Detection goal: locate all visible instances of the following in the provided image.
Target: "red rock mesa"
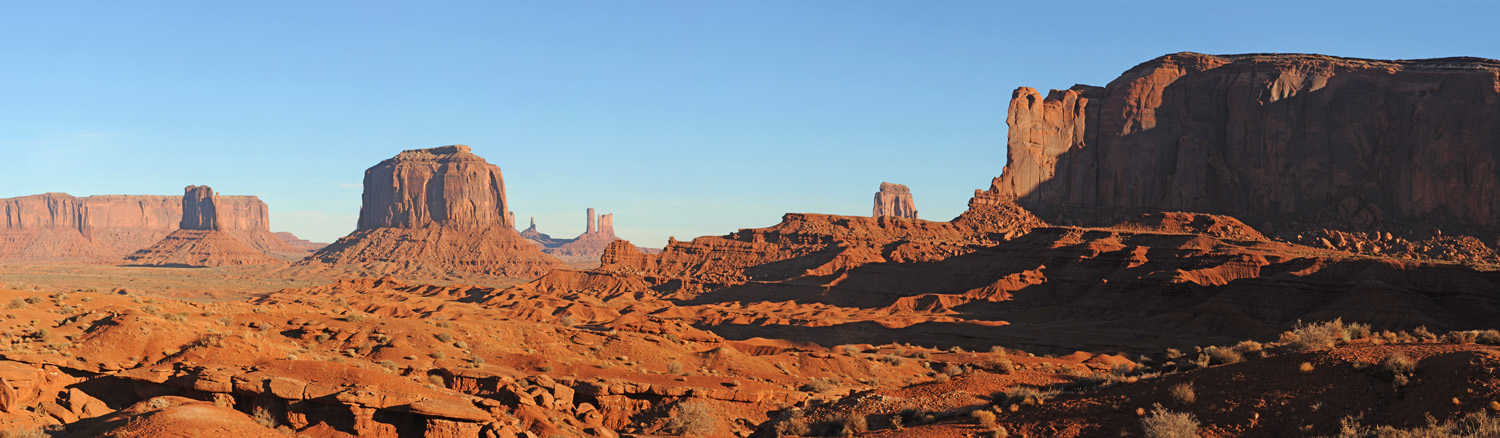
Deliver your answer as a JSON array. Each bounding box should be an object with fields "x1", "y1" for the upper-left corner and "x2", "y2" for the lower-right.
[
  {"x1": 990, "y1": 52, "x2": 1500, "y2": 239},
  {"x1": 302, "y1": 145, "x2": 562, "y2": 278}
]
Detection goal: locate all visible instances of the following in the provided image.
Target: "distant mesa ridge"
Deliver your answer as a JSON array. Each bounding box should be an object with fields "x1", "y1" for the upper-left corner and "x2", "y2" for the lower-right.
[
  {"x1": 124, "y1": 185, "x2": 302, "y2": 267},
  {"x1": 0, "y1": 190, "x2": 302, "y2": 261}
]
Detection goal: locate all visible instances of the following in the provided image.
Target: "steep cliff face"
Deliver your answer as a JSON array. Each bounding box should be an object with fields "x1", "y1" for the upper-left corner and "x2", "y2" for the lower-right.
[
  {"x1": 0, "y1": 192, "x2": 275, "y2": 261},
  {"x1": 987, "y1": 52, "x2": 1500, "y2": 236},
  {"x1": 304, "y1": 145, "x2": 561, "y2": 278},
  {"x1": 180, "y1": 186, "x2": 219, "y2": 231},
  {"x1": 872, "y1": 182, "x2": 918, "y2": 219},
  {"x1": 125, "y1": 186, "x2": 300, "y2": 267},
  {"x1": 357, "y1": 145, "x2": 514, "y2": 230}
]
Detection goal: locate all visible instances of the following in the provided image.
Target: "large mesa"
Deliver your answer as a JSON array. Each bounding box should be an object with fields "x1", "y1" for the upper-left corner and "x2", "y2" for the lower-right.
[
  {"x1": 0, "y1": 191, "x2": 287, "y2": 261},
  {"x1": 302, "y1": 145, "x2": 562, "y2": 278},
  {"x1": 983, "y1": 52, "x2": 1500, "y2": 239}
]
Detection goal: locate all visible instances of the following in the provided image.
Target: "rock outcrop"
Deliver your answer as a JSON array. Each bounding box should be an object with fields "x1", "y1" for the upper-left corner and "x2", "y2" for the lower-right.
[
  {"x1": 302, "y1": 145, "x2": 561, "y2": 278},
  {"x1": 358, "y1": 145, "x2": 515, "y2": 230},
  {"x1": 0, "y1": 192, "x2": 278, "y2": 261},
  {"x1": 124, "y1": 186, "x2": 301, "y2": 267},
  {"x1": 986, "y1": 52, "x2": 1500, "y2": 238},
  {"x1": 872, "y1": 182, "x2": 917, "y2": 219}
]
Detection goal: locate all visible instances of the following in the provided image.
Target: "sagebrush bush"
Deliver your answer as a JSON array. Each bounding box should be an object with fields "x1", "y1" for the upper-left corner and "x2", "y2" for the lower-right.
[
  {"x1": 1233, "y1": 340, "x2": 1265, "y2": 359},
  {"x1": 971, "y1": 409, "x2": 997, "y2": 429},
  {"x1": 664, "y1": 400, "x2": 716, "y2": 436},
  {"x1": 775, "y1": 409, "x2": 810, "y2": 436},
  {"x1": 1281, "y1": 319, "x2": 1357, "y2": 351},
  {"x1": 1329, "y1": 410, "x2": 1500, "y2": 437},
  {"x1": 801, "y1": 377, "x2": 837, "y2": 392},
  {"x1": 1204, "y1": 346, "x2": 1243, "y2": 365},
  {"x1": 994, "y1": 386, "x2": 1051, "y2": 407},
  {"x1": 1168, "y1": 382, "x2": 1196, "y2": 405},
  {"x1": 1142, "y1": 406, "x2": 1200, "y2": 438},
  {"x1": 1414, "y1": 326, "x2": 1438, "y2": 342},
  {"x1": 1378, "y1": 353, "x2": 1417, "y2": 381},
  {"x1": 830, "y1": 412, "x2": 867, "y2": 436}
]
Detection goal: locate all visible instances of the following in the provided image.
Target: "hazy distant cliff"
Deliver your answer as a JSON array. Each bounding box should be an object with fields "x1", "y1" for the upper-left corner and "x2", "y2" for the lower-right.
[{"x1": 0, "y1": 192, "x2": 275, "y2": 260}]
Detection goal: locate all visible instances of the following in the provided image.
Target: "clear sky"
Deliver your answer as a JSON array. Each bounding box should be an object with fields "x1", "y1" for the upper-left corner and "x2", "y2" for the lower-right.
[{"x1": 3, "y1": 1, "x2": 1497, "y2": 245}]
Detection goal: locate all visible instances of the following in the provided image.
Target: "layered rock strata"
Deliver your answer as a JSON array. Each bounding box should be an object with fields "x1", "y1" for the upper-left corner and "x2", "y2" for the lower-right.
[
  {"x1": 988, "y1": 52, "x2": 1500, "y2": 238},
  {"x1": 124, "y1": 186, "x2": 301, "y2": 267},
  {"x1": 0, "y1": 192, "x2": 281, "y2": 261},
  {"x1": 303, "y1": 145, "x2": 562, "y2": 278},
  {"x1": 872, "y1": 182, "x2": 917, "y2": 219}
]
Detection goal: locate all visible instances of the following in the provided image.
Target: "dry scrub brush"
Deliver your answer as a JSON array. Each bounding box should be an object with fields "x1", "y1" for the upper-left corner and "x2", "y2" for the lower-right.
[
  {"x1": 664, "y1": 400, "x2": 716, "y2": 436},
  {"x1": 1327, "y1": 411, "x2": 1500, "y2": 437},
  {"x1": 1141, "y1": 405, "x2": 1200, "y2": 438}
]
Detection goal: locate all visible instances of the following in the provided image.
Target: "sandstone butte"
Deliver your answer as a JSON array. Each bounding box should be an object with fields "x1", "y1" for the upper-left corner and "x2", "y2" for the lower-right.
[
  {"x1": 0, "y1": 192, "x2": 293, "y2": 261},
  {"x1": 872, "y1": 182, "x2": 917, "y2": 219},
  {"x1": 300, "y1": 145, "x2": 563, "y2": 278},
  {"x1": 990, "y1": 52, "x2": 1500, "y2": 241},
  {"x1": 124, "y1": 185, "x2": 303, "y2": 267},
  {"x1": 524, "y1": 208, "x2": 646, "y2": 267}
]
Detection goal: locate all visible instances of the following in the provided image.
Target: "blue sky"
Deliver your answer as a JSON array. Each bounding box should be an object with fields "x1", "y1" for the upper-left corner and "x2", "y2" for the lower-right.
[{"x1": 3, "y1": 1, "x2": 1497, "y2": 245}]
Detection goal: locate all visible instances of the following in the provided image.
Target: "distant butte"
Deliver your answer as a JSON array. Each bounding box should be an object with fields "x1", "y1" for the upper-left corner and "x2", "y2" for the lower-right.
[
  {"x1": 873, "y1": 182, "x2": 917, "y2": 219},
  {"x1": 300, "y1": 145, "x2": 562, "y2": 278},
  {"x1": 124, "y1": 185, "x2": 303, "y2": 267}
]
